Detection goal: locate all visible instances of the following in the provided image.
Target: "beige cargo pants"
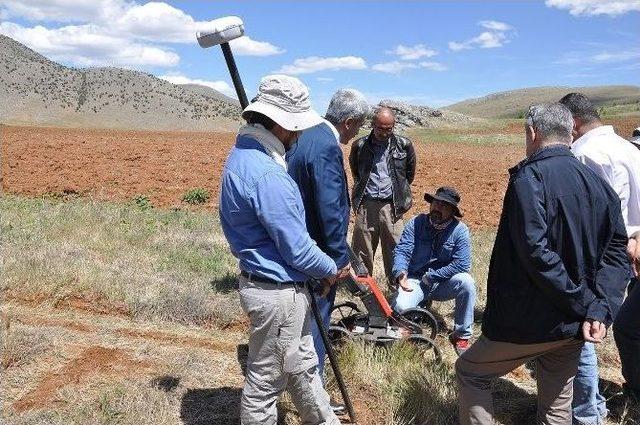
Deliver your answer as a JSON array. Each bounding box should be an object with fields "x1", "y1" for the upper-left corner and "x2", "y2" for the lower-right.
[
  {"x1": 238, "y1": 276, "x2": 340, "y2": 425},
  {"x1": 456, "y1": 335, "x2": 584, "y2": 425},
  {"x1": 352, "y1": 199, "x2": 403, "y2": 282}
]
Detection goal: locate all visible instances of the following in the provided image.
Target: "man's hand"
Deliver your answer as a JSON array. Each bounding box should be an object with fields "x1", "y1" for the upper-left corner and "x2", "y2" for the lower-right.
[
  {"x1": 319, "y1": 274, "x2": 338, "y2": 297},
  {"x1": 582, "y1": 320, "x2": 606, "y2": 343},
  {"x1": 397, "y1": 272, "x2": 412, "y2": 292},
  {"x1": 336, "y1": 264, "x2": 351, "y2": 280},
  {"x1": 628, "y1": 232, "x2": 640, "y2": 277}
]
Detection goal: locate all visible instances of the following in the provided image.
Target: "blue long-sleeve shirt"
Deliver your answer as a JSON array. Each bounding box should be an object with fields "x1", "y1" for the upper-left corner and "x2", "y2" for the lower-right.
[
  {"x1": 286, "y1": 121, "x2": 350, "y2": 269},
  {"x1": 392, "y1": 214, "x2": 471, "y2": 283},
  {"x1": 219, "y1": 134, "x2": 337, "y2": 282}
]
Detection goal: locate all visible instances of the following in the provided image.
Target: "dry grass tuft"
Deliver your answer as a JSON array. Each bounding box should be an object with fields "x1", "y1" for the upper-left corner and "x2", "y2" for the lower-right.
[
  {"x1": 0, "y1": 195, "x2": 243, "y2": 327},
  {"x1": 0, "y1": 317, "x2": 50, "y2": 369}
]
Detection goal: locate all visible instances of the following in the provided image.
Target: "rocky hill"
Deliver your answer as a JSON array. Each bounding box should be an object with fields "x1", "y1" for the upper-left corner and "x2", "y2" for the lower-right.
[
  {"x1": 179, "y1": 83, "x2": 239, "y2": 105},
  {"x1": 447, "y1": 85, "x2": 640, "y2": 118},
  {"x1": 0, "y1": 35, "x2": 241, "y2": 131},
  {"x1": 377, "y1": 99, "x2": 470, "y2": 131}
]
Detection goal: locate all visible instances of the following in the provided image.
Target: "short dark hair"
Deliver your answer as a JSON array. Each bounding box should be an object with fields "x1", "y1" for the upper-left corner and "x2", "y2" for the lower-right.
[
  {"x1": 243, "y1": 111, "x2": 276, "y2": 130},
  {"x1": 559, "y1": 92, "x2": 600, "y2": 123}
]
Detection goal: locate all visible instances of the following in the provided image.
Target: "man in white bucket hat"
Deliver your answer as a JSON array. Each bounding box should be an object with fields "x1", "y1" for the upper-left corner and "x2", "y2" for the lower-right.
[{"x1": 219, "y1": 74, "x2": 341, "y2": 424}]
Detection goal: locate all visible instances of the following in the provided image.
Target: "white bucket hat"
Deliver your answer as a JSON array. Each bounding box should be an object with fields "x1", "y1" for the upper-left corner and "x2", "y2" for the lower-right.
[{"x1": 242, "y1": 74, "x2": 322, "y2": 131}]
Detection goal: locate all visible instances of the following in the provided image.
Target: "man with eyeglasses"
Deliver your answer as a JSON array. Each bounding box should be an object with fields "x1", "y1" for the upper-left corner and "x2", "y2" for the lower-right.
[{"x1": 349, "y1": 106, "x2": 416, "y2": 284}]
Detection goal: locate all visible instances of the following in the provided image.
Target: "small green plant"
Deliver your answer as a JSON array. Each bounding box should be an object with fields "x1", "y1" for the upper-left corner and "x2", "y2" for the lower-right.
[
  {"x1": 132, "y1": 194, "x2": 152, "y2": 210},
  {"x1": 182, "y1": 188, "x2": 210, "y2": 205}
]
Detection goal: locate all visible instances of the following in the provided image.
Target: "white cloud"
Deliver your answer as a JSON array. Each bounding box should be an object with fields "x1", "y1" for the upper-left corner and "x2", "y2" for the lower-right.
[
  {"x1": 591, "y1": 50, "x2": 640, "y2": 62},
  {"x1": 387, "y1": 44, "x2": 437, "y2": 60},
  {"x1": 479, "y1": 20, "x2": 513, "y2": 31},
  {"x1": 448, "y1": 41, "x2": 466, "y2": 52},
  {"x1": 372, "y1": 60, "x2": 447, "y2": 73},
  {"x1": 419, "y1": 61, "x2": 448, "y2": 71},
  {"x1": 449, "y1": 20, "x2": 514, "y2": 51},
  {"x1": 113, "y1": 2, "x2": 284, "y2": 55},
  {"x1": 317, "y1": 77, "x2": 334, "y2": 82},
  {"x1": 0, "y1": 0, "x2": 128, "y2": 23},
  {"x1": 230, "y1": 37, "x2": 285, "y2": 56},
  {"x1": 372, "y1": 61, "x2": 418, "y2": 74},
  {"x1": 0, "y1": 22, "x2": 179, "y2": 67},
  {"x1": 545, "y1": 0, "x2": 640, "y2": 17},
  {"x1": 158, "y1": 74, "x2": 235, "y2": 97},
  {"x1": 555, "y1": 48, "x2": 640, "y2": 65},
  {"x1": 277, "y1": 56, "x2": 367, "y2": 75},
  {"x1": 0, "y1": 0, "x2": 285, "y2": 68}
]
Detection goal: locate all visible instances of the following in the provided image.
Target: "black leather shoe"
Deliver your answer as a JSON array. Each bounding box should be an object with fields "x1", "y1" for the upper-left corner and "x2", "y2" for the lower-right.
[{"x1": 331, "y1": 402, "x2": 347, "y2": 415}]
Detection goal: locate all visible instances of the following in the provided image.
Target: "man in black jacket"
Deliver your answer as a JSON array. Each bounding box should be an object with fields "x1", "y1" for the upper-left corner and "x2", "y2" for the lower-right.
[
  {"x1": 349, "y1": 107, "x2": 416, "y2": 282},
  {"x1": 456, "y1": 103, "x2": 629, "y2": 425}
]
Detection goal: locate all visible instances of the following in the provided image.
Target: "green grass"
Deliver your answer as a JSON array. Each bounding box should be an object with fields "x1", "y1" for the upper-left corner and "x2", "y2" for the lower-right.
[
  {"x1": 408, "y1": 119, "x2": 522, "y2": 146},
  {"x1": 0, "y1": 194, "x2": 241, "y2": 327},
  {"x1": 598, "y1": 102, "x2": 640, "y2": 118},
  {"x1": 1, "y1": 194, "x2": 632, "y2": 425}
]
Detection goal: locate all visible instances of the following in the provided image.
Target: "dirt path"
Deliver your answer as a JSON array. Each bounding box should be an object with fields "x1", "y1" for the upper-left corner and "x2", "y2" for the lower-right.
[{"x1": 1, "y1": 300, "x2": 247, "y2": 421}]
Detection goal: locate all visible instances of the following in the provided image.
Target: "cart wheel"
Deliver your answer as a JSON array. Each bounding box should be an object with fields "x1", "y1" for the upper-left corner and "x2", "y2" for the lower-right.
[
  {"x1": 327, "y1": 325, "x2": 352, "y2": 346},
  {"x1": 330, "y1": 301, "x2": 361, "y2": 327},
  {"x1": 401, "y1": 307, "x2": 438, "y2": 339},
  {"x1": 407, "y1": 334, "x2": 442, "y2": 363}
]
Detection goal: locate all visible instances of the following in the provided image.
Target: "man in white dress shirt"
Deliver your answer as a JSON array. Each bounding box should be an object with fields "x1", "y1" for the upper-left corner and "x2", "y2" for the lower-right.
[{"x1": 560, "y1": 92, "x2": 640, "y2": 423}]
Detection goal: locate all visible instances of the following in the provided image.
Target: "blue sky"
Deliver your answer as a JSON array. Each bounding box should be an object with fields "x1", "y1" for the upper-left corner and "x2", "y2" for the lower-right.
[{"x1": 1, "y1": 1, "x2": 639, "y2": 110}]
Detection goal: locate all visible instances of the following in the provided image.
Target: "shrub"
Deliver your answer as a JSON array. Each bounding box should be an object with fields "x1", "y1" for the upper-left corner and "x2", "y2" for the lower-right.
[
  {"x1": 132, "y1": 194, "x2": 152, "y2": 210},
  {"x1": 182, "y1": 188, "x2": 210, "y2": 205}
]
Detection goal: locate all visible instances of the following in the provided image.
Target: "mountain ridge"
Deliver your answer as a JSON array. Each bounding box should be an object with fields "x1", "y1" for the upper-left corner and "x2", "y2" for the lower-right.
[{"x1": 0, "y1": 34, "x2": 241, "y2": 131}]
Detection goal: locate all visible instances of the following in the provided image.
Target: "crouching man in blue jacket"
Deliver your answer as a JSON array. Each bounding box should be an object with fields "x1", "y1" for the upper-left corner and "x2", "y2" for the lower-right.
[{"x1": 392, "y1": 186, "x2": 475, "y2": 355}]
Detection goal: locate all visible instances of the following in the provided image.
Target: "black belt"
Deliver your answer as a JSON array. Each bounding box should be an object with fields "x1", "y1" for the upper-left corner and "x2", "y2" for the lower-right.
[
  {"x1": 240, "y1": 270, "x2": 304, "y2": 287},
  {"x1": 363, "y1": 196, "x2": 393, "y2": 202}
]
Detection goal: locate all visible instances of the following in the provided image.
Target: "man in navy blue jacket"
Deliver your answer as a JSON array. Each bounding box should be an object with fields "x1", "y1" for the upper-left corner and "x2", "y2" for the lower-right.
[
  {"x1": 456, "y1": 103, "x2": 629, "y2": 425},
  {"x1": 286, "y1": 89, "x2": 369, "y2": 409}
]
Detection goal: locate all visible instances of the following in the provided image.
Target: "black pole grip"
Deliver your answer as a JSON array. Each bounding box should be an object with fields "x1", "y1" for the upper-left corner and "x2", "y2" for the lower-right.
[
  {"x1": 306, "y1": 282, "x2": 357, "y2": 423},
  {"x1": 220, "y1": 42, "x2": 249, "y2": 110}
]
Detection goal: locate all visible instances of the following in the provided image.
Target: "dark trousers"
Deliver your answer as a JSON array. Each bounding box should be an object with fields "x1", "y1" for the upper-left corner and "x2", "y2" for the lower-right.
[
  {"x1": 311, "y1": 283, "x2": 338, "y2": 381},
  {"x1": 614, "y1": 277, "x2": 640, "y2": 396}
]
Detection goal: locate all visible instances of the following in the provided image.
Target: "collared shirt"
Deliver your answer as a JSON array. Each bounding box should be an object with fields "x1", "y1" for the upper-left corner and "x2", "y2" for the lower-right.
[
  {"x1": 364, "y1": 138, "x2": 393, "y2": 200},
  {"x1": 392, "y1": 214, "x2": 471, "y2": 283},
  {"x1": 572, "y1": 125, "x2": 640, "y2": 236},
  {"x1": 219, "y1": 133, "x2": 337, "y2": 283},
  {"x1": 287, "y1": 121, "x2": 351, "y2": 268},
  {"x1": 322, "y1": 118, "x2": 340, "y2": 143}
]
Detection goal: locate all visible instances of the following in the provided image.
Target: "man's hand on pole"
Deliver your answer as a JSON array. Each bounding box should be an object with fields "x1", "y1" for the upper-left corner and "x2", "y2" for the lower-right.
[
  {"x1": 337, "y1": 264, "x2": 351, "y2": 280},
  {"x1": 582, "y1": 320, "x2": 606, "y2": 343}
]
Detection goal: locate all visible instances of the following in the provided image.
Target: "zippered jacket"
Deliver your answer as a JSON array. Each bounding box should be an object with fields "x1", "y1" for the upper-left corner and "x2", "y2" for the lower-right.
[
  {"x1": 286, "y1": 122, "x2": 351, "y2": 269},
  {"x1": 349, "y1": 132, "x2": 416, "y2": 216},
  {"x1": 482, "y1": 145, "x2": 629, "y2": 344}
]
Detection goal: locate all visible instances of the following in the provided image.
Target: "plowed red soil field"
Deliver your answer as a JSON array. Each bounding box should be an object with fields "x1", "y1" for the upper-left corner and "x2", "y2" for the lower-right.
[
  {"x1": 0, "y1": 124, "x2": 521, "y2": 229},
  {"x1": 4, "y1": 120, "x2": 633, "y2": 229}
]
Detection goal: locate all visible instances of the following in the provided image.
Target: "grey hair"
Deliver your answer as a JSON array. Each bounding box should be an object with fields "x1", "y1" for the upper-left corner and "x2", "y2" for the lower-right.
[
  {"x1": 525, "y1": 103, "x2": 573, "y2": 143},
  {"x1": 325, "y1": 89, "x2": 370, "y2": 125}
]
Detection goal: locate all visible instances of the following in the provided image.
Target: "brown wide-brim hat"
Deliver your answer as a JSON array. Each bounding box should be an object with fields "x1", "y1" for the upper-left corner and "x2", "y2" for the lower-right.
[{"x1": 424, "y1": 186, "x2": 463, "y2": 218}]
